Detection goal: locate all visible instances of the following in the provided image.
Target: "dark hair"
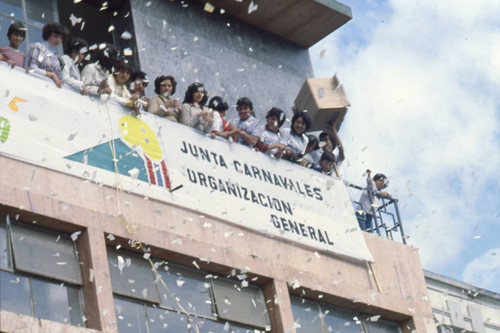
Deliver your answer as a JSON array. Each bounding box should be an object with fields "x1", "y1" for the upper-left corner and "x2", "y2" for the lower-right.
[
  {"x1": 183, "y1": 82, "x2": 207, "y2": 106},
  {"x1": 306, "y1": 134, "x2": 319, "y2": 150},
  {"x1": 65, "y1": 37, "x2": 88, "y2": 55},
  {"x1": 266, "y1": 107, "x2": 286, "y2": 128},
  {"x1": 208, "y1": 96, "x2": 229, "y2": 112},
  {"x1": 131, "y1": 71, "x2": 149, "y2": 85},
  {"x1": 42, "y1": 22, "x2": 68, "y2": 41},
  {"x1": 7, "y1": 22, "x2": 26, "y2": 39},
  {"x1": 320, "y1": 151, "x2": 336, "y2": 163},
  {"x1": 291, "y1": 110, "x2": 311, "y2": 135},
  {"x1": 236, "y1": 97, "x2": 253, "y2": 110},
  {"x1": 319, "y1": 132, "x2": 337, "y2": 148},
  {"x1": 154, "y1": 75, "x2": 176, "y2": 95},
  {"x1": 113, "y1": 60, "x2": 132, "y2": 75},
  {"x1": 93, "y1": 43, "x2": 121, "y2": 72}
]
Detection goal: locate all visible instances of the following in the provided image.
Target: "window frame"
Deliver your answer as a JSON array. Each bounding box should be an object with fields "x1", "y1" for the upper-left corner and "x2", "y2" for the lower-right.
[
  {"x1": 0, "y1": 214, "x2": 86, "y2": 327},
  {"x1": 107, "y1": 245, "x2": 271, "y2": 332}
]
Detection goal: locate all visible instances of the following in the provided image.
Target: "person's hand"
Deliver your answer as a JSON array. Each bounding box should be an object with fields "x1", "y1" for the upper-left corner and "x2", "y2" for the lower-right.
[
  {"x1": 51, "y1": 73, "x2": 63, "y2": 88},
  {"x1": 380, "y1": 192, "x2": 389, "y2": 198},
  {"x1": 130, "y1": 92, "x2": 141, "y2": 101},
  {"x1": 99, "y1": 80, "x2": 111, "y2": 94},
  {"x1": 7, "y1": 60, "x2": 16, "y2": 68},
  {"x1": 80, "y1": 86, "x2": 89, "y2": 95},
  {"x1": 201, "y1": 110, "x2": 214, "y2": 123},
  {"x1": 132, "y1": 104, "x2": 141, "y2": 116}
]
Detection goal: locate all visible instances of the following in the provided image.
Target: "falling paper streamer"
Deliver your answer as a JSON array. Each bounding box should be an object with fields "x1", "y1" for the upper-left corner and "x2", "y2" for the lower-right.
[
  {"x1": 117, "y1": 255, "x2": 125, "y2": 274},
  {"x1": 120, "y1": 31, "x2": 133, "y2": 40},
  {"x1": 248, "y1": 1, "x2": 258, "y2": 14},
  {"x1": 69, "y1": 13, "x2": 83, "y2": 26},
  {"x1": 71, "y1": 231, "x2": 82, "y2": 241}
]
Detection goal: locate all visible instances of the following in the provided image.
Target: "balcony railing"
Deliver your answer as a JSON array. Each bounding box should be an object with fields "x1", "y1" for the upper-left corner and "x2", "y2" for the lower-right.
[{"x1": 346, "y1": 183, "x2": 407, "y2": 244}]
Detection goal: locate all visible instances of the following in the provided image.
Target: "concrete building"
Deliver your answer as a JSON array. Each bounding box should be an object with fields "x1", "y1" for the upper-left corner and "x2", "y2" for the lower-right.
[
  {"x1": 424, "y1": 271, "x2": 500, "y2": 333},
  {"x1": 0, "y1": 0, "x2": 441, "y2": 332}
]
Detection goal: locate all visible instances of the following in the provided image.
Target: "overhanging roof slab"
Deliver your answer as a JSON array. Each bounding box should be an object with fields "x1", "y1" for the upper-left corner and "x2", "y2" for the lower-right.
[{"x1": 197, "y1": 0, "x2": 352, "y2": 48}]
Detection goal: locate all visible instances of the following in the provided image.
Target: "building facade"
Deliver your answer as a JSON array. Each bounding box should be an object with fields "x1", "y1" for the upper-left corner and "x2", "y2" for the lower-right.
[{"x1": 1, "y1": 0, "x2": 439, "y2": 332}]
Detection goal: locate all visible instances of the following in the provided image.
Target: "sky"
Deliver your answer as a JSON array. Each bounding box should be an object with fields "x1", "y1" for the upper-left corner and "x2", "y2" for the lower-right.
[{"x1": 310, "y1": 0, "x2": 500, "y2": 293}]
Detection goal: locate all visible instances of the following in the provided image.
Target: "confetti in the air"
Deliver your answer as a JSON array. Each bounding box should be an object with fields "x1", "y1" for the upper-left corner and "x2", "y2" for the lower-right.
[
  {"x1": 71, "y1": 230, "x2": 82, "y2": 241},
  {"x1": 247, "y1": 1, "x2": 258, "y2": 14},
  {"x1": 69, "y1": 13, "x2": 83, "y2": 26},
  {"x1": 120, "y1": 31, "x2": 133, "y2": 40},
  {"x1": 204, "y1": 2, "x2": 215, "y2": 13}
]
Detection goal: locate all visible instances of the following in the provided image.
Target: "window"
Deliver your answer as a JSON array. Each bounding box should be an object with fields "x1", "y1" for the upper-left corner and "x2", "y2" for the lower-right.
[
  {"x1": 290, "y1": 295, "x2": 401, "y2": 333},
  {"x1": 0, "y1": 0, "x2": 58, "y2": 57},
  {"x1": 0, "y1": 214, "x2": 85, "y2": 327},
  {"x1": 107, "y1": 247, "x2": 271, "y2": 332},
  {"x1": 0, "y1": 0, "x2": 140, "y2": 69}
]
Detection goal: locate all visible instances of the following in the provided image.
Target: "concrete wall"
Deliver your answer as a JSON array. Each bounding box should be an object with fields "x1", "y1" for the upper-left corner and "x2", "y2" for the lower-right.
[
  {"x1": 0, "y1": 155, "x2": 436, "y2": 332},
  {"x1": 425, "y1": 271, "x2": 500, "y2": 333},
  {"x1": 130, "y1": 0, "x2": 314, "y2": 122}
]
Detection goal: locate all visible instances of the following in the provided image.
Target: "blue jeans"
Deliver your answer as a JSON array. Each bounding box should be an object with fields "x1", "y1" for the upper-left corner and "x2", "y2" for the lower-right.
[{"x1": 356, "y1": 212, "x2": 373, "y2": 231}]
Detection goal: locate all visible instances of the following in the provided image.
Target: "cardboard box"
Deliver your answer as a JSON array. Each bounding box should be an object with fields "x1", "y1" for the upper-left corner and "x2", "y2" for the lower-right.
[{"x1": 294, "y1": 76, "x2": 350, "y2": 132}]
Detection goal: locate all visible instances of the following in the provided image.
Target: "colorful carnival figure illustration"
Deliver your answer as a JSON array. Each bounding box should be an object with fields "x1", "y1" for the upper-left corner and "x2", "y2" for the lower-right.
[{"x1": 66, "y1": 115, "x2": 171, "y2": 189}]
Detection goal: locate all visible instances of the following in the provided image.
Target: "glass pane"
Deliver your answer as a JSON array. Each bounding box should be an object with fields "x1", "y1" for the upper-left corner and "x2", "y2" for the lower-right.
[
  {"x1": 365, "y1": 318, "x2": 401, "y2": 333},
  {"x1": 146, "y1": 306, "x2": 190, "y2": 332},
  {"x1": 290, "y1": 296, "x2": 323, "y2": 332},
  {"x1": 212, "y1": 278, "x2": 271, "y2": 329},
  {"x1": 322, "y1": 305, "x2": 364, "y2": 333},
  {"x1": 0, "y1": 0, "x2": 23, "y2": 21},
  {"x1": 0, "y1": 219, "x2": 11, "y2": 269},
  {"x1": 10, "y1": 223, "x2": 82, "y2": 285},
  {"x1": 25, "y1": 0, "x2": 56, "y2": 26},
  {"x1": 26, "y1": 25, "x2": 43, "y2": 45},
  {"x1": 114, "y1": 297, "x2": 148, "y2": 333},
  {"x1": 0, "y1": 270, "x2": 32, "y2": 316},
  {"x1": 67, "y1": 285, "x2": 85, "y2": 327},
  {"x1": 157, "y1": 264, "x2": 213, "y2": 318},
  {"x1": 32, "y1": 278, "x2": 81, "y2": 325},
  {"x1": 107, "y1": 250, "x2": 160, "y2": 303}
]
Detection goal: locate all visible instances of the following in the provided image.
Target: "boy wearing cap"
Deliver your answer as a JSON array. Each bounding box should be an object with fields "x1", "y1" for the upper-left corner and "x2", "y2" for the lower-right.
[
  {"x1": 209, "y1": 96, "x2": 236, "y2": 140},
  {"x1": 357, "y1": 169, "x2": 389, "y2": 231},
  {"x1": 0, "y1": 22, "x2": 27, "y2": 68}
]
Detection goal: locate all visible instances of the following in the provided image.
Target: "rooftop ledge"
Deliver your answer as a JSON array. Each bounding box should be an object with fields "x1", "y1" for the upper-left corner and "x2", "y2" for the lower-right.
[{"x1": 196, "y1": 0, "x2": 353, "y2": 48}]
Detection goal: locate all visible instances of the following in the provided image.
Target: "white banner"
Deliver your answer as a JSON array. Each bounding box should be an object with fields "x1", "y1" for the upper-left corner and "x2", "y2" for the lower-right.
[{"x1": 0, "y1": 63, "x2": 373, "y2": 262}]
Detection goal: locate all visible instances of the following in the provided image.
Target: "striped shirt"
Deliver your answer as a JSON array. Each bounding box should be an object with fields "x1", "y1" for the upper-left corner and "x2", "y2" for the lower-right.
[
  {"x1": 28, "y1": 42, "x2": 62, "y2": 78},
  {"x1": 0, "y1": 46, "x2": 25, "y2": 68}
]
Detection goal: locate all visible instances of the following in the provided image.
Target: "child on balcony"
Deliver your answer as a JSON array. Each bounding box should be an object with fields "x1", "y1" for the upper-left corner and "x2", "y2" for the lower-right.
[
  {"x1": 312, "y1": 151, "x2": 336, "y2": 176},
  {"x1": 60, "y1": 37, "x2": 89, "y2": 95},
  {"x1": 28, "y1": 22, "x2": 68, "y2": 88},
  {"x1": 0, "y1": 22, "x2": 27, "y2": 68},
  {"x1": 357, "y1": 170, "x2": 389, "y2": 231}
]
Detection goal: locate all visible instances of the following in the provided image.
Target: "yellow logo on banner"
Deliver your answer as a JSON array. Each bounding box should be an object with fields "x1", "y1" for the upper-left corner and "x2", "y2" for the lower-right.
[
  {"x1": 119, "y1": 115, "x2": 163, "y2": 162},
  {"x1": 8, "y1": 97, "x2": 27, "y2": 112}
]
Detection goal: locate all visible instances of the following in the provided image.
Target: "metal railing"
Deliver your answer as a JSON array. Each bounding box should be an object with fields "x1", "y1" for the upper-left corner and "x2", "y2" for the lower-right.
[{"x1": 346, "y1": 183, "x2": 408, "y2": 244}]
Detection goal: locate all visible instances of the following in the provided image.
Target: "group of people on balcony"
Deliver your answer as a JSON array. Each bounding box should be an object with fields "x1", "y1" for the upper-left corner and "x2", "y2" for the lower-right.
[
  {"x1": 1, "y1": 21, "x2": 390, "y2": 232},
  {"x1": 1, "y1": 21, "x2": 346, "y2": 175}
]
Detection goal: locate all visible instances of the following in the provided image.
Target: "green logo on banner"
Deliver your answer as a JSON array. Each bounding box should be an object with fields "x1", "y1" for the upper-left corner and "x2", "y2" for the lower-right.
[{"x1": 0, "y1": 118, "x2": 10, "y2": 143}]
